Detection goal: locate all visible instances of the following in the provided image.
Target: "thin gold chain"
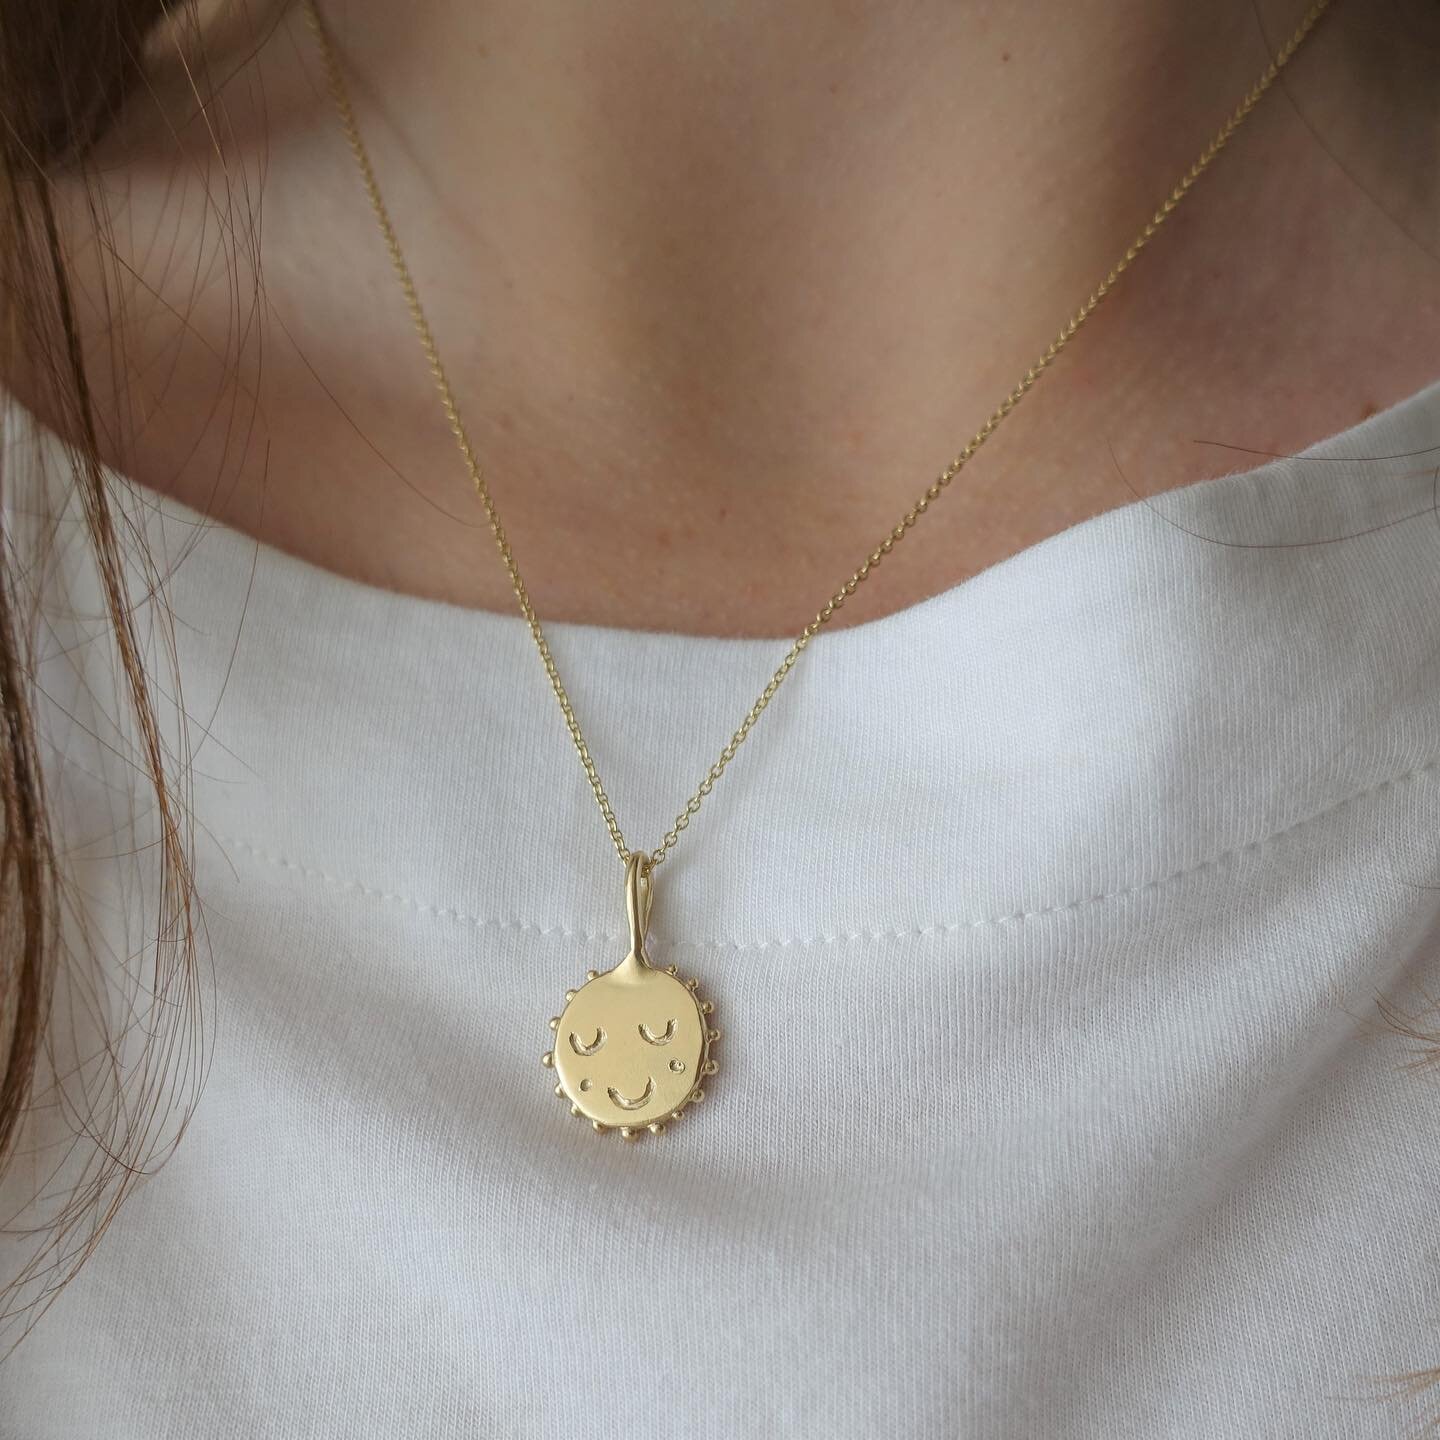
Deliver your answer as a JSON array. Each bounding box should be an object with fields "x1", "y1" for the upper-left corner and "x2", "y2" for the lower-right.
[{"x1": 302, "y1": 0, "x2": 1331, "y2": 870}]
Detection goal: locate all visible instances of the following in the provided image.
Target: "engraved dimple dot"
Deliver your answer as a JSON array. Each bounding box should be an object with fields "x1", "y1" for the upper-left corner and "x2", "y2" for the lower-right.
[
  {"x1": 669, "y1": 1059, "x2": 685, "y2": 1073},
  {"x1": 579, "y1": 1078, "x2": 593, "y2": 1092}
]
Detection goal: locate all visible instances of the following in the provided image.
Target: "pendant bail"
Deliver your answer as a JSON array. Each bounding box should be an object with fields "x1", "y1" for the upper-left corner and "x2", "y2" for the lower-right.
[{"x1": 624, "y1": 850, "x2": 654, "y2": 963}]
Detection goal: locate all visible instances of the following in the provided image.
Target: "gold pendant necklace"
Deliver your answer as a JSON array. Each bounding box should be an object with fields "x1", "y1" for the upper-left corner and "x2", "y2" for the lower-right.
[
  {"x1": 302, "y1": 0, "x2": 1332, "y2": 1140},
  {"x1": 544, "y1": 853, "x2": 718, "y2": 1138}
]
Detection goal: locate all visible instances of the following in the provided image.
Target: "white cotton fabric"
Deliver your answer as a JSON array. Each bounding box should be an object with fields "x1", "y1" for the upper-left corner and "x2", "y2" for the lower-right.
[{"x1": 2, "y1": 379, "x2": 1440, "y2": 1439}]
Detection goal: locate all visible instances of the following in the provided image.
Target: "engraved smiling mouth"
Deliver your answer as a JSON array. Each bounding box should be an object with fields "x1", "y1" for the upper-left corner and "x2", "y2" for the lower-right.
[{"x1": 606, "y1": 1077, "x2": 655, "y2": 1111}]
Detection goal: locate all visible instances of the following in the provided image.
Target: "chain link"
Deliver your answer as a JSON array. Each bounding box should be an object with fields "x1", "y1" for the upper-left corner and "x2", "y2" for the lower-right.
[{"x1": 302, "y1": 0, "x2": 1331, "y2": 868}]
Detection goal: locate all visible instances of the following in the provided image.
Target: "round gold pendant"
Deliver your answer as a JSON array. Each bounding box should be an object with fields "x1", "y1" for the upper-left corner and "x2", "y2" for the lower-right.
[{"x1": 542, "y1": 854, "x2": 718, "y2": 1140}]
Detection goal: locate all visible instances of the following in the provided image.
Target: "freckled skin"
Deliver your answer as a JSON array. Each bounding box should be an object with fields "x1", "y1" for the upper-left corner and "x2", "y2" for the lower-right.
[{"x1": 553, "y1": 955, "x2": 706, "y2": 1127}]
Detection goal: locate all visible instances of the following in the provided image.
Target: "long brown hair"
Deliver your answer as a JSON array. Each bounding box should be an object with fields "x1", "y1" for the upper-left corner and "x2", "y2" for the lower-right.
[{"x1": 0, "y1": 0, "x2": 201, "y2": 1341}]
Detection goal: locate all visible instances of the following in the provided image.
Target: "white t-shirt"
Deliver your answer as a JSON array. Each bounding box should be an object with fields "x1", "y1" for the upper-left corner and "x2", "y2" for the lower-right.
[{"x1": 2, "y1": 378, "x2": 1440, "y2": 1438}]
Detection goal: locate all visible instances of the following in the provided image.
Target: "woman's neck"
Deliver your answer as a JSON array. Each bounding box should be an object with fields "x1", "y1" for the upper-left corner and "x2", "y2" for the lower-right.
[
  {"x1": 290, "y1": 0, "x2": 1310, "y2": 474},
  {"x1": 62, "y1": 0, "x2": 1440, "y2": 634}
]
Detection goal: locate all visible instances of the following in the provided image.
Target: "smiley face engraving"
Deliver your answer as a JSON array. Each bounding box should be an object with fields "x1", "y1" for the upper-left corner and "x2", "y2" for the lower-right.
[
  {"x1": 541, "y1": 852, "x2": 719, "y2": 1139},
  {"x1": 550, "y1": 956, "x2": 707, "y2": 1129}
]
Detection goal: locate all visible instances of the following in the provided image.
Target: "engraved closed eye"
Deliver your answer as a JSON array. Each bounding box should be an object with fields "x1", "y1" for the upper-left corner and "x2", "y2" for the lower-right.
[
  {"x1": 568, "y1": 1028, "x2": 606, "y2": 1056},
  {"x1": 638, "y1": 1019, "x2": 676, "y2": 1045}
]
